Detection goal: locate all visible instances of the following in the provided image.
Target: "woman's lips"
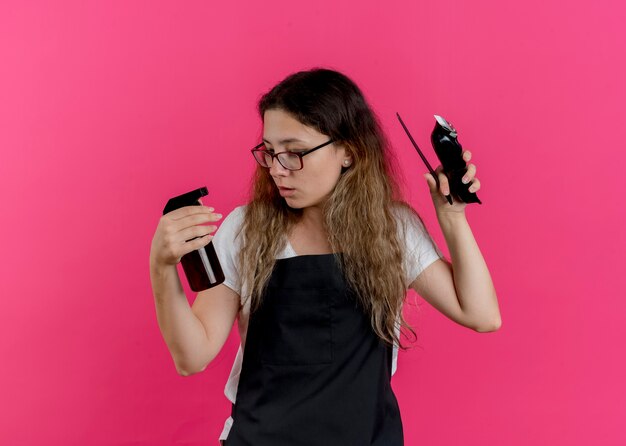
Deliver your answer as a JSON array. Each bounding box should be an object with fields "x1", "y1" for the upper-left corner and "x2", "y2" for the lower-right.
[{"x1": 278, "y1": 186, "x2": 296, "y2": 197}]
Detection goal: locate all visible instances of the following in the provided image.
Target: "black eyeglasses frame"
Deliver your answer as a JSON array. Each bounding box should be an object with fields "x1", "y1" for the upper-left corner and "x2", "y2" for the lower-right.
[{"x1": 250, "y1": 139, "x2": 335, "y2": 171}]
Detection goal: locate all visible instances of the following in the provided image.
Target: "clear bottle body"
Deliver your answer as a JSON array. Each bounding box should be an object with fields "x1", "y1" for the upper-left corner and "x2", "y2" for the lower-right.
[{"x1": 181, "y1": 240, "x2": 225, "y2": 291}]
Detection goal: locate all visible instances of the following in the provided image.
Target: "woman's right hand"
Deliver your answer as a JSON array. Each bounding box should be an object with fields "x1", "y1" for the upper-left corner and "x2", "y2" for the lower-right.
[{"x1": 150, "y1": 201, "x2": 223, "y2": 267}]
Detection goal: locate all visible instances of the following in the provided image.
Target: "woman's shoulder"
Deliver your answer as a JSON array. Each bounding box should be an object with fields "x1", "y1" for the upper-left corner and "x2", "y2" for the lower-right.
[
  {"x1": 227, "y1": 204, "x2": 248, "y2": 217},
  {"x1": 220, "y1": 204, "x2": 247, "y2": 228},
  {"x1": 214, "y1": 204, "x2": 248, "y2": 244},
  {"x1": 389, "y1": 201, "x2": 434, "y2": 244},
  {"x1": 389, "y1": 201, "x2": 423, "y2": 226}
]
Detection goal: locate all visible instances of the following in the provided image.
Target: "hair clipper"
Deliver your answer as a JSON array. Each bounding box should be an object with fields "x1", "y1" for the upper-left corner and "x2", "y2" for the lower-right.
[
  {"x1": 396, "y1": 112, "x2": 482, "y2": 205},
  {"x1": 430, "y1": 115, "x2": 481, "y2": 204}
]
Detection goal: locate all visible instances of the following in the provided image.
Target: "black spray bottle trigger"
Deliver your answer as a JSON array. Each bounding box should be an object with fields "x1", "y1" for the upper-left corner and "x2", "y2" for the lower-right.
[{"x1": 163, "y1": 186, "x2": 208, "y2": 215}]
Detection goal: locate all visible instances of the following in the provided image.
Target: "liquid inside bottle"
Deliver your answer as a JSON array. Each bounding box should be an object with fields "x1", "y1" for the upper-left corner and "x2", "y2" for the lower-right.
[{"x1": 180, "y1": 240, "x2": 225, "y2": 291}]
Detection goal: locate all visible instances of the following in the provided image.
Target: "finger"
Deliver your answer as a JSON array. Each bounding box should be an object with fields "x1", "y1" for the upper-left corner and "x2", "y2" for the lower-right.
[
  {"x1": 437, "y1": 171, "x2": 450, "y2": 196},
  {"x1": 168, "y1": 211, "x2": 222, "y2": 235},
  {"x1": 424, "y1": 173, "x2": 437, "y2": 193},
  {"x1": 423, "y1": 172, "x2": 438, "y2": 192},
  {"x1": 191, "y1": 234, "x2": 214, "y2": 249},
  {"x1": 463, "y1": 150, "x2": 472, "y2": 162},
  {"x1": 179, "y1": 224, "x2": 219, "y2": 243},
  {"x1": 184, "y1": 212, "x2": 223, "y2": 227},
  {"x1": 468, "y1": 178, "x2": 481, "y2": 193},
  {"x1": 462, "y1": 164, "x2": 476, "y2": 184},
  {"x1": 179, "y1": 233, "x2": 214, "y2": 258},
  {"x1": 167, "y1": 204, "x2": 215, "y2": 220}
]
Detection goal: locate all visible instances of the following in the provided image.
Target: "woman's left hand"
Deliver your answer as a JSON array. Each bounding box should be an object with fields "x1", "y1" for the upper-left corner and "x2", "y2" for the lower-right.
[{"x1": 423, "y1": 149, "x2": 481, "y2": 215}]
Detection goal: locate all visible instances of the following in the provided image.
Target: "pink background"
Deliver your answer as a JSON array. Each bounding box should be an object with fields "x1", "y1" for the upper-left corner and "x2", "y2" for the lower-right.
[{"x1": 1, "y1": 0, "x2": 624, "y2": 445}]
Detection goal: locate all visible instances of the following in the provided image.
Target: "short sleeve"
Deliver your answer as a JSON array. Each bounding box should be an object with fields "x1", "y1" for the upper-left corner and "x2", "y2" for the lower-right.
[
  {"x1": 394, "y1": 205, "x2": 445, "y2": 288},
  {"x1": 211, "y1": 205, "x2": 246, "y2": 296}
]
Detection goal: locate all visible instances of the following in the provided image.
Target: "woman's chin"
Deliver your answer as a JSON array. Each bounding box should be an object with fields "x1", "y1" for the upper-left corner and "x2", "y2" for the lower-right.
[{"x1": 284, "y1": 196, "x2": 304, "y2": 209}]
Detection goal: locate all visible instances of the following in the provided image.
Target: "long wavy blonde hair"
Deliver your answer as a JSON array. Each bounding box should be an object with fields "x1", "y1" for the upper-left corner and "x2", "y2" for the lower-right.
[{"x1": 237, "y1": 68, "x2": 436, "y2": 349}]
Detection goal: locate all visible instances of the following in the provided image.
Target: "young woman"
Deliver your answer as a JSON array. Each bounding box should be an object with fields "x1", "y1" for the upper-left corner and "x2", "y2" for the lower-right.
[{"x1": 150, "y1": 68, "x2": 501, "y2": 445}]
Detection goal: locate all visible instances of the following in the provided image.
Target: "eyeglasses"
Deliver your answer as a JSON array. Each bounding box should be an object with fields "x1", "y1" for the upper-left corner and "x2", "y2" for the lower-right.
[{"x1": 251, "y1": 140, "x2": 335, "y2": 171}]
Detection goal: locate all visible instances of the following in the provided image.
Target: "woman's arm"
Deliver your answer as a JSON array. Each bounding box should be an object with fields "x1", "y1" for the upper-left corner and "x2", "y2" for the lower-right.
[
  {"x1": 151, "y1": 262, "x2": 240, "y2": 376},
  {"x1": 411, "y1": 149, "x2": 501, "y2": 332},
  {"x1": 409, "y1": 213, "x2": 501, "y2": 332},
  {"x1": 150, "y1": 203, "x2": 240, "y2": 375}
]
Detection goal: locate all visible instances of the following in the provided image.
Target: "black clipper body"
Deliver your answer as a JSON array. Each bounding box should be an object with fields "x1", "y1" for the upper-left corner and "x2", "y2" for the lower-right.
[{"x1": 431, "y1": 115, "x2": 482, "y2": 204}]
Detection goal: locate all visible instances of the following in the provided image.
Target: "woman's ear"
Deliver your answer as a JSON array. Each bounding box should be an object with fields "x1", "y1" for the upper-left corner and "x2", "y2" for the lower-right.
[{"x1": 338, "y1": 143, "x2": 354, "y2": 167}]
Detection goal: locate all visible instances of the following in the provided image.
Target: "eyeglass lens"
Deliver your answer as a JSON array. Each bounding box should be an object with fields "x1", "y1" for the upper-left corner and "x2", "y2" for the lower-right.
[{"x1": 256, "y1": 151, "x2": 302, "y2": 170}]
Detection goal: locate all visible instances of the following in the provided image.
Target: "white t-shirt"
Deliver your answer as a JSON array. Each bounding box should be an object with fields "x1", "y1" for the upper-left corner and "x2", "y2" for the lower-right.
[{"x1": 212, "y1": 204, "x2": 444, "y2": 442}]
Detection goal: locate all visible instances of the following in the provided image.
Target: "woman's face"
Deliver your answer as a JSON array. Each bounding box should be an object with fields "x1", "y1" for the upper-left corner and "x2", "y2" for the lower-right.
[{"x1": 262, "y1": 109, "x2": 351, "y2": 210}]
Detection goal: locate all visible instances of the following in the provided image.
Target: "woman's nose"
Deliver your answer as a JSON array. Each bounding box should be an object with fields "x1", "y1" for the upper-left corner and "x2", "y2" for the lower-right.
[{"x1": 269, "y1": 157, "x2": 290, "y2": 176}]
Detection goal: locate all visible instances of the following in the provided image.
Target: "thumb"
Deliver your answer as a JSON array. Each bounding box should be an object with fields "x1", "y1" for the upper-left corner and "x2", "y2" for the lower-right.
[{"x1": 423, "y1": 173, "x2": 436, "y2": 191}]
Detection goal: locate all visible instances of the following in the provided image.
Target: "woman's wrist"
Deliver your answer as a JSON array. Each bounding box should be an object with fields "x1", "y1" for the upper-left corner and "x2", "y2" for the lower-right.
[{"x1": 436, "y1": 209, "x2": 467, "y2": 228}]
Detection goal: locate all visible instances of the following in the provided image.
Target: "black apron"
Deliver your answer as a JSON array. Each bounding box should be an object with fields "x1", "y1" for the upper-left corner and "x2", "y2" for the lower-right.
[{"x1": 224, "y1": 254, "x2": 404, "y2": 446}]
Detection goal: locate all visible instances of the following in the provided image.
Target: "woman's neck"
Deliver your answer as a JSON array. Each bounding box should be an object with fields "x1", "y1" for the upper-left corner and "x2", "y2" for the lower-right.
[
  {"x1": 288, "y1": 205, "x2": 333, "y2": 255},
  {"x1": 300, "y1": 205, "x2": 325, "y2": 228}
]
